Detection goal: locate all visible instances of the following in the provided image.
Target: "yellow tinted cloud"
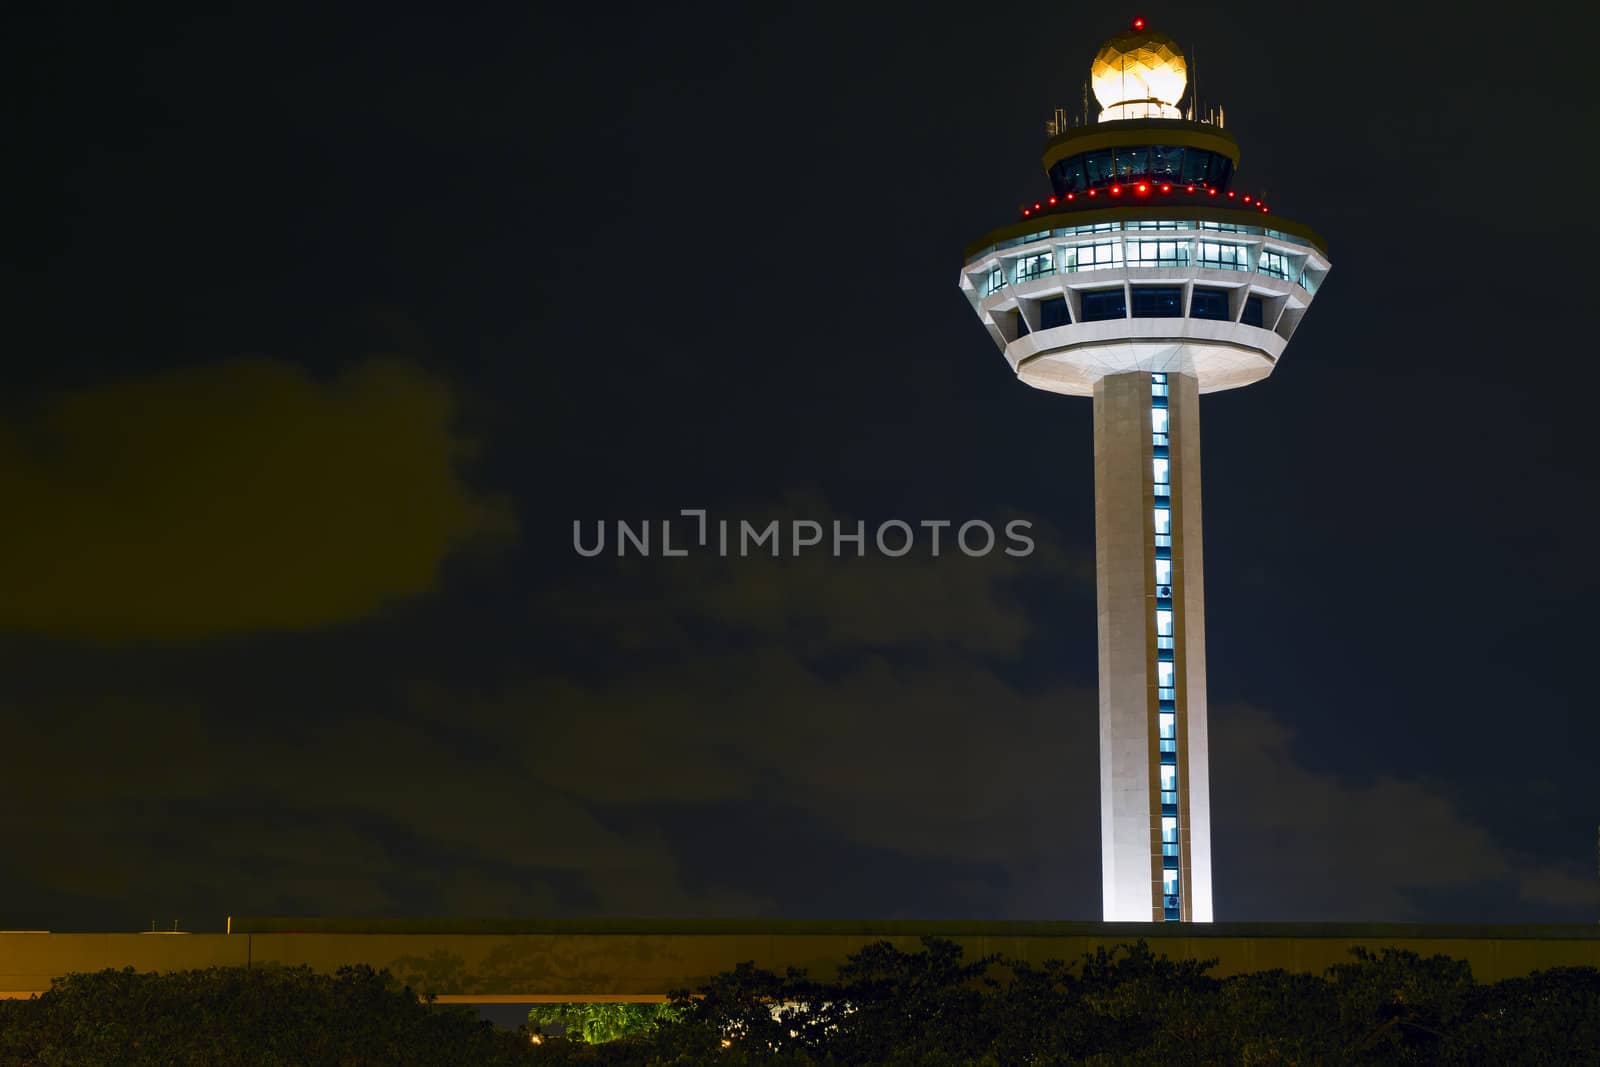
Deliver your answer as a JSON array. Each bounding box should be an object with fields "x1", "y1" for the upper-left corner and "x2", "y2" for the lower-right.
[{"x1": 0, "y1": 358, "x2": 512, "y2": 639}]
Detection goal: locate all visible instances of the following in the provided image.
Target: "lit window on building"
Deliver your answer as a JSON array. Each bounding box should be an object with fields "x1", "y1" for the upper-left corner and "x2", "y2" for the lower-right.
[
  {"x1": 1016, "y1": 252, "x2": 1054, "y2": 282},
  {"x1": 1064, "y1": 241, "x2": 1123, "y2": 272},
  {"x1": 1128, "y1": 241, "x2": 1189, "y2": 267},
  {"x1": 1258, "y1": 250, "x2": 1290, "y2": 279},
  {"x1": 1197, "y1": 241, "x2": 1249, "y2": 271}
]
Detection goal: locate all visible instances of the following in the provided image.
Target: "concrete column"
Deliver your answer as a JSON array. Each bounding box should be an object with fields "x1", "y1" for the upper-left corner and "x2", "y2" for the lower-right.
[
  {"x1": 1093, "y1": 370, "x2": 1213, "y2": 923},
  {"x1": 1093, "y1": 373, "x2": 1156, "y2": 921}
]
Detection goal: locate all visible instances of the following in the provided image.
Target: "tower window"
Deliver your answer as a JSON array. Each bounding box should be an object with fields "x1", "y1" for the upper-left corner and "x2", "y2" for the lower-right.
[
  {"x1": 1258, "y1": 250, "x2": 1290, "y2": 279},
  {"x1": 1242, "y1": 295, "x2": 1266, "y2": 328},
  {"x1": 1197, "y1": 241, "x2": 1249, "y2": 271},
  {"x1": 1129, "y1": 241, "x2": 1189, "y2": 267},
  {"x1": 1190, "y1": 287, "x2": 1230, "y2": 321},
  {"x1": 1079, "y1": 288, "x2": 1127, "y2": 321},
  {"x1": 1132, "y1": 286, "x2": 1184, "y2": 317},
  {"x1": 1016, "y1": 252, "x2": 1054, "y2": 282},
  {"x1": 1039, "y1": 296, "x2": 1071, "y2": 329},
  {"x1": 1064, "y1": 241, "x2": 1123, "y2": 272}
]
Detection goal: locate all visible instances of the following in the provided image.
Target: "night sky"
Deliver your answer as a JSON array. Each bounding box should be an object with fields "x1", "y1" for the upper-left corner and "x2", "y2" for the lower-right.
[{"x1": 6, "y1": 1, "x2": 1597, "y2": 932}]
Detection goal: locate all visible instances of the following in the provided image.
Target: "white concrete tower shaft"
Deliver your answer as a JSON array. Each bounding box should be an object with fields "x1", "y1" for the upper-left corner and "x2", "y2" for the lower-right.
[{"x1": 1093, "y1": 371, "x2": 1212, "y2": 922}]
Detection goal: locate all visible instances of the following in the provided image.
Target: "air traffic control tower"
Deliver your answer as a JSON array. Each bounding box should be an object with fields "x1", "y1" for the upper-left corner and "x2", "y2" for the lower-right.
[{"x1": 958, "y1": 20, "x2": 1330, "y2": 922}]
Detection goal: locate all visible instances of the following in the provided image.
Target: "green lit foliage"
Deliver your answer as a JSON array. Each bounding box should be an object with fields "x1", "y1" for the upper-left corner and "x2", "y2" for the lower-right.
[{"x1": 529, "y1": 1001, "x2": 683, "y2": 1043}]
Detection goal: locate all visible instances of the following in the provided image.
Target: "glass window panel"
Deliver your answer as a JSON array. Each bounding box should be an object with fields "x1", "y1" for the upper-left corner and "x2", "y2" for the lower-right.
[
  {"x1": 1082, "y1": 149, "x2": 1114, "y2": 186},
  {"x1": 1242, "y1": 295, "x2": 1265, "y2": 328},
  {"x1": 1160, "y1": 764, "x2": 1176, "y2": 789},
  {"x1": 1153, "y1": 508, "x2": 1171, "y2": 534},
  {"x1": 1079, "y1": 287, "x2": 1127, "y2": 321},
  {"x1": 1190, "y1": 286, "x2": 1231, "y2": 320},
  {"x1": 1159, "y1": 713, "x2": 1176, "y2": 740},
  {"x1": 1115, "y1": 145, "x2": 1149, "y2": 178},
  {"x1": 1162, "y1": 815, "x2": 1178, "y2": 840},
  {"x1": 1156, "y1": 608, "x2": 1173, "y2": 636},
  {"x1": 1039, "y1": 295, "x2": 1070, "y2": 329},
  {"x1": 1051, "y1": 157, "x2": 1087, "y2": 194},
  {"x1": 1016, "y1": 252, "x2": 1054, "y2": 281},
  {"x1": 1132, "y1": 286, "x2": 1184, "y2": 317},
  {"x1": 1157, "y1": 661, "x2": 1174, "y2": 688},
  {"x1": 1152, "y1": 458, "x2": 1169, "y2": 484},
  {"x1": 1150, "y1": 145, "x2": 1183, "y2": 179},
  {"x1": 1151, "y1": 407, "x2": 1169, "y2": 434},
  {"x1": 1155, "y1": 558, "x2": 1172, "y2": 585},
  {"x1": 1181, "y1": 149, "x2": 1212, "y2": 183}
]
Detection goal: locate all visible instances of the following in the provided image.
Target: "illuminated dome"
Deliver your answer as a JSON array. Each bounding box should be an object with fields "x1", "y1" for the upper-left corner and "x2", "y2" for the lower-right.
[{"x1": 1091, "y1": 23, "x2": 1188, "y2": 122}]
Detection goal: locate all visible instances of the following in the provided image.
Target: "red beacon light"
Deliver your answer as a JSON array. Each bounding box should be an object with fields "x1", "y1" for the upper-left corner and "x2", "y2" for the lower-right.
[
  {"x1": 1132, "y1": 16, "x2": 1145, "y2": 30},
  {"x1": 1022, "y1": 208, "x2": 1031, "y2": 216},
  {"x1": 1136, "y1": 183, "x2": 1148, "y2": 194},
  {"x1": 1160, "y1": 183, "x2": 1171, "y2": 193},
  {"x1": 1227, "y1": 190, "x2": 1236, "y2": 198},
  {"x1": 1110, "y1": 184, "x2": 1122, "y2": 196},
  {"x1": 1048, "y1": 196, "x2": 1057, "y2": 205},
  {"x1": 1066, "y1": 192, "x2": 1075, "y2": 200},
  {"x1": 1207, "y1": 188, "x2": 1217, "y2": 196},
  {"x1": 1242, "y1": 195, "x2": 1252, "y2": 203},
  {"x1": 1087, "y1": 188, "x2": 1098, "y2": 197}
]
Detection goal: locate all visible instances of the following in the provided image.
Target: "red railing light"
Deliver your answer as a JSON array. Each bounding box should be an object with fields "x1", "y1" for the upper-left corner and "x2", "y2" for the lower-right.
[
  {"x1": 1207, "y1": 188, "x2": 1217, "y2": 196},
  {"x1": 1048, "y1": 196, "x2": 1057, "y2": 204},
  {"x1": 1022, "y1": 208, "x2": 1031, "y2": 216},
  {"x1": 1185, "y1": 184, "x2": 1195, "y2": 192},
  {"x1": 1034, "y1": 202, "x2": 1041, "y2": 210},
  {"x1": 1136, "y1": 183, "x2": 1148, "y2": 194},
  {"x1": 1110, "y1": 185, "x2": 1122, "y2": 195},
  {"x1": 1088, "y1": 189, "x2": 1097, "y2": 197},
  {"x1": 1160, "y1": 183, "x2": 1171, "y2": 193},
  {"x1": 1227, "y1": 191, "x2": 1235, "y2": 198},
  {"x1": 1066, "y1": 192, "x2": 1075, "y2": 200}
]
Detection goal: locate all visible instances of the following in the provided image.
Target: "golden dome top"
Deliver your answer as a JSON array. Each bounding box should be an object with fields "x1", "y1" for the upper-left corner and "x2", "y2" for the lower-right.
[{"x1": 1091, "y1": 24, "x2": 1188, "y2": 121}]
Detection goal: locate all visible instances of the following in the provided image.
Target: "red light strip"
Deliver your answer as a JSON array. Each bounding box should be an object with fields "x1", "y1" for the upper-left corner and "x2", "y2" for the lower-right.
[{"x1": 1018, "y1": 183, "x2": 1279, "y2": 219}]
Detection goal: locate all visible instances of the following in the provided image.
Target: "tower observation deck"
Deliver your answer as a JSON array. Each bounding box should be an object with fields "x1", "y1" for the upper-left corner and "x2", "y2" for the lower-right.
[{"x1": 958, "y1": 20, "x2": 1330, "y2": 922}]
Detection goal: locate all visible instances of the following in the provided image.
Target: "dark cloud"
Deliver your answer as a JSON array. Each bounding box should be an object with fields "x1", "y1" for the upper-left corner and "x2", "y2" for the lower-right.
[
  {"x1": 2, "y1": 516, "x2": 1586, "y2": 930},
  {"x1": 0, "y1": 359, "x2": 513, "y2": 640}
]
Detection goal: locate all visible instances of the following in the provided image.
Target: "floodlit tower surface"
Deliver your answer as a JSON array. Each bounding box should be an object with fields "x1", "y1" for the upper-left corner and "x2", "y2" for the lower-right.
[{"x1": 958, "y1": 20, "x2": 1330, "y2": 922}]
